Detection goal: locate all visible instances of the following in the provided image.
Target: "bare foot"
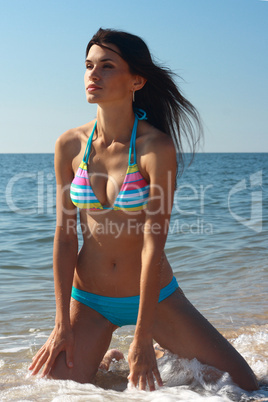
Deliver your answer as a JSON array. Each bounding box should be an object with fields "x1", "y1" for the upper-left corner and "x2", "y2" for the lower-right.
[
  {"x1": 99, "y1": 344, "x2": 165, "y2": 372},
  {"x1": 99, "y1": 349, "x2": 125, "y2": 371},
  {"x1": 154, "y1": 343, "x2": 166, "y2": 359}
]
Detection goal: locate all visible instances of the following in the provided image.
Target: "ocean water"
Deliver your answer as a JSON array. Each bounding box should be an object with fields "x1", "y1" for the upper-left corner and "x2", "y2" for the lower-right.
[{"x1": 0, "y1": 152, "x2": 267, "y2": 401}]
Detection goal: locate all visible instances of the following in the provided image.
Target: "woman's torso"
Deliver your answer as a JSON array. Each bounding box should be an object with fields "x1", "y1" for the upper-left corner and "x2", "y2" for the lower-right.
[
  {"x1": 73, "y1": 211, "x2": 173, "y2": 296},
  {"x1": 70, "y1": 116, "x2": 174, "y2": 296}
]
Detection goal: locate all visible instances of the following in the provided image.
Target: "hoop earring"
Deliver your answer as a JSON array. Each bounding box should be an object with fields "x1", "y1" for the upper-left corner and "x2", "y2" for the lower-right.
[{"x1": 132, "y1": 91, "x2": 135, "y2": 102}]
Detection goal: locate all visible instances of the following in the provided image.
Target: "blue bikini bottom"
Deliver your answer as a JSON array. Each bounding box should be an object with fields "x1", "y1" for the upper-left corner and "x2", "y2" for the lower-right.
[{"x1": 71, "y1": 276, "x2": 179, "y2": 327}]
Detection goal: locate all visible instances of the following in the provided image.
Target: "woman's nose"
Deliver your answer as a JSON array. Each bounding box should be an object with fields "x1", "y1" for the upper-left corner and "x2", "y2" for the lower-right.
[{"x1": 87, "y1": 66, "x2": 100, "y2": 81}]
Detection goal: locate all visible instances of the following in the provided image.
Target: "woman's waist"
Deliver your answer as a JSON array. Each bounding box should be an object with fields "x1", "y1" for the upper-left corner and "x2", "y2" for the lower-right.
[
  {"x1": 78, "y1": 234, "x2": 143, "y2": 264},
  {"x1": 74, "y1": 249, "x2": 142, "y2": 296},
  {"x1": 73, "y1": 251, "x2": 173, "y2": 297}
]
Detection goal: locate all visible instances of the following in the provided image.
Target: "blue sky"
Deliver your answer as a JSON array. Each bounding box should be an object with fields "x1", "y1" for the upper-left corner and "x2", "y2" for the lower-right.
[{"x1": 0, "y1": 0, "x2": 267, "y2": 153}]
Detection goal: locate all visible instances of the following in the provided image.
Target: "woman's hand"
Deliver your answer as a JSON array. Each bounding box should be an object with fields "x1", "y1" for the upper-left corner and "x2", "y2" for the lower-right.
[
  {"x1": 28, "y1": 324, "x2": 74, "y2": 377},
  {"x1": 127, "y1": 338, "x2": 163, "y2": 391}
]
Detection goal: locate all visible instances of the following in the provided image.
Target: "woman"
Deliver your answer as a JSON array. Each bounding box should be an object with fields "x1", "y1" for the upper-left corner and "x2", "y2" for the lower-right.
[{"x1": 29, "y1": 28, "x2": 258, "y2": 391}]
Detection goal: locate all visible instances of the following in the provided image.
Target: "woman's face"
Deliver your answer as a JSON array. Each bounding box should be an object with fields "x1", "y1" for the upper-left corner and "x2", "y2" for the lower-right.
[{"x1": 84, "y1": 44, "x2": 135, "y2": 106}]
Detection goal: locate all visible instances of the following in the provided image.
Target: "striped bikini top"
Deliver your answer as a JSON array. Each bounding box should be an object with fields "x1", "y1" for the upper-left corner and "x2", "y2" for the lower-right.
[{"x1": 70, "y1": 110, "x2": 150, "y2": 212}]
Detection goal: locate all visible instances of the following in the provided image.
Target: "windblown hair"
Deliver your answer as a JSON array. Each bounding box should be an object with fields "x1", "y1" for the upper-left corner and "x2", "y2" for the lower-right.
[{"x1": 86, "y1": 28, "x2": 203, "y2": 175}]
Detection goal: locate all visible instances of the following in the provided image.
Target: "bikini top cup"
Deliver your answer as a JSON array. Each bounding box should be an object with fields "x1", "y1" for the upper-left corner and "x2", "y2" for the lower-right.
[{"x1": 70, "y1": 110, "x2": 150, "y2": 212}]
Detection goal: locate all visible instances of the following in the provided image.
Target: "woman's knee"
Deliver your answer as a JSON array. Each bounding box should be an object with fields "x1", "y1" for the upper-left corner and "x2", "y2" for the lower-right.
[
  {"x1": 48, "y1": 307, "x2": 115, "y2": 383},
  {"x1": 48, "y1": 348, "x2": 101, "y2": 383}
]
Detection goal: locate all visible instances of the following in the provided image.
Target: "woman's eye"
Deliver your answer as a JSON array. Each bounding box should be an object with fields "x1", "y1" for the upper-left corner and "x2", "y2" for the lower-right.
[{"x1": 85, "y1": 63, "x2": 114, "y2": 70}]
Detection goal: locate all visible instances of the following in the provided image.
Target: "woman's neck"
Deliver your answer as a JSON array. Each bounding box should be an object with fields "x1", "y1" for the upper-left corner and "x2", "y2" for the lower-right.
[{"x1": 96, "y1": 103, "x2": 135, "y2": 144}]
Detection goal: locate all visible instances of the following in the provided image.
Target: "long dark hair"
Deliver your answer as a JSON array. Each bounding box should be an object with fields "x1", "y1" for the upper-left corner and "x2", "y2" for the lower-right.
[{"x1": 86, "y1": 28, "x2": 203, "y2": 175}]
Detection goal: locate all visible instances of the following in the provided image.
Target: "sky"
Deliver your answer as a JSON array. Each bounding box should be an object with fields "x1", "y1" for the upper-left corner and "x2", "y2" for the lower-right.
[{"x1": 0, "y1": 0, "x2": 267, "y2": 153}]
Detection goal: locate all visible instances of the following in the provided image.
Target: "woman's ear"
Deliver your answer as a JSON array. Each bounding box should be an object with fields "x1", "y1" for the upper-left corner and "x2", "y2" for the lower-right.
[{"x1": 132, "y1": 75, "x2": 147, "y2": 92}]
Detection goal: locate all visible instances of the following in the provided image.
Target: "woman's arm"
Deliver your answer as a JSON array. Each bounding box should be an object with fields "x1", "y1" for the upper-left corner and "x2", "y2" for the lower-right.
[
  {"x1": 128, "y1": 134, "x2": 177, "y2": 390},
  {"x1": 53, "y1": 133, "x2": 78, "y2": 327},
  {"x1": 29, "y1": 132, "x2": 78, "y2": 376}
]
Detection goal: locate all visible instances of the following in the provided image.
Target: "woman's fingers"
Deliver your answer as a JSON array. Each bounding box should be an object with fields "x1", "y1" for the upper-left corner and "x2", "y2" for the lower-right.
[
  {"x1": 29, "y1": 327, "x2": 75, "y2": 377},
  {"x1": 29, "y1": 345, "x2": 45, "y2": 367},
  {"x1": 128, "y1": 369, "x2": 163, "y2": 391},
  {"x1": 29, "y1": 333, "x2": 53, "y2": 370},
  {"x1": 31, "y1": 348, "x2": 42, "y2": 362},
  {"x1": 41, "y1": 351, "x2": 58, "y2": 377},
  {"x1": 29, "y1": 342, "x2": 58, "y2": 376},
  {"x1": 146, "y1": 371, "x2": 155, "y2": 391},
  {"x1": 128, "y1": 371, "x2": 139, "y2": 387},
  {"x1": 153, "y1": 367, "x2": 163, "y2": 387},
  {"x1": 139, "y1": 373, "x2": 147, "y2": 390},
  {"x1": 30, "y1": 349, "x2": 49, "y2": 375}
]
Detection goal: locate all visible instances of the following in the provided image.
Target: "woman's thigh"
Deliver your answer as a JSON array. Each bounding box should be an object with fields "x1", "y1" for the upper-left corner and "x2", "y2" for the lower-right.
[
  {"x1": 153, "y1": 288, "x2": 258, "y2": 391},
  {"x1": 49, "y1": 298, "x2": 117, "y2": 383}
]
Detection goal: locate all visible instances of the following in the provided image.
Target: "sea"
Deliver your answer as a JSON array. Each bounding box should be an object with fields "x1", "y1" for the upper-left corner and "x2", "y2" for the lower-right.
[{"x1": 0, "y1": 152, "x2": 267, "y2": 402}]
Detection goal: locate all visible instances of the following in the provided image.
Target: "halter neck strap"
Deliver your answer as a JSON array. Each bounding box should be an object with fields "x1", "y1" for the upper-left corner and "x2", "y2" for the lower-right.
[{"x1": 83, "y1": 109, "x2": 147, "y2": 166}]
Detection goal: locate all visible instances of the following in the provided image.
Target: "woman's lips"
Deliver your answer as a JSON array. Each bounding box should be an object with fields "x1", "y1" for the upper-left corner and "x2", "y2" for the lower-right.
[{"x1": 87, "y1": 85, "x2": 102, "y2": 92}]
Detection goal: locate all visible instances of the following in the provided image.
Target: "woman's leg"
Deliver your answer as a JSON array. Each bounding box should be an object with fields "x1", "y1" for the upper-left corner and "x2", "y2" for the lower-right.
[
  {"x1": 153, "y1": 288, "x2": 258, "y2": 391},
  {"x1": 49, "y1": 298, "x2": 118, "y2": 383}
]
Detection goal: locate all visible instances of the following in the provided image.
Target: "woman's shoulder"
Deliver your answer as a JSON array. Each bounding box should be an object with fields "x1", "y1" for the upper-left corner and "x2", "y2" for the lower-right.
[
  {"x1": 138, "y1": 121, "x2": 176, "y2": 160},
  {"x1": 137, "y1": 121, "x2": 177, "y2": 179},
  {"x1": 55, "y1": 120, "x2": 96, "y2": 160}
]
